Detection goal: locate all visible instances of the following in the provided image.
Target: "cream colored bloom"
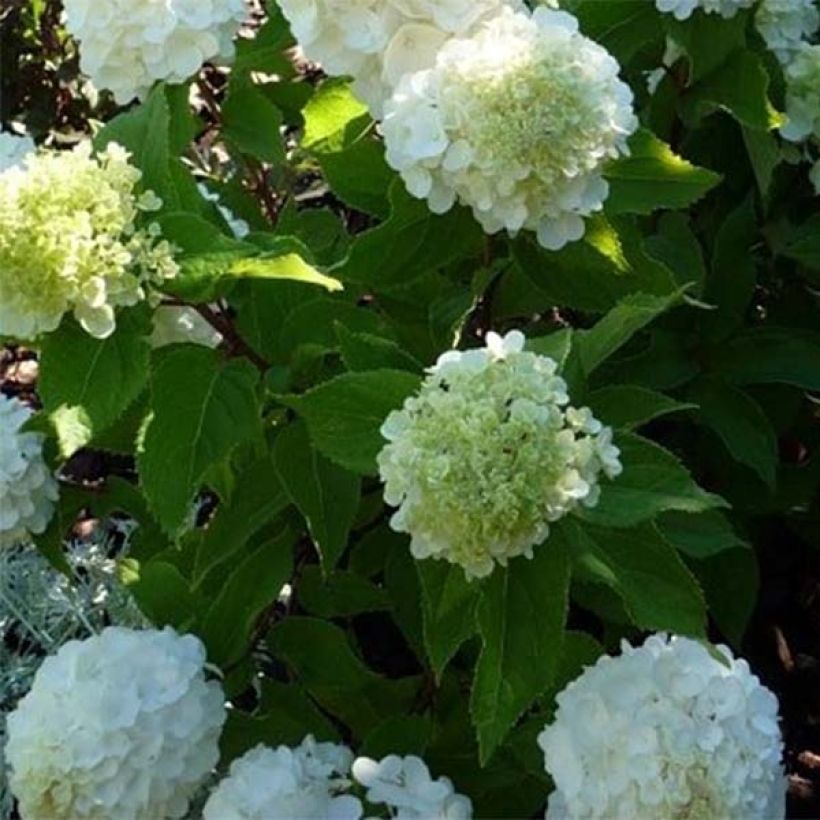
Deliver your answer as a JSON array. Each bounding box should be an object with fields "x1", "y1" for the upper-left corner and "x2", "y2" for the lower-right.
[
  {"x1": 538, "y1": 635, "x2": 786, "y2": 820},
  {"x1": 0, "y1": 396, "x2": 58, "y2": 548},
  {"x1": 278, "y1": 0, "x2": 523, "y2": 116},
  {"x1": 5, "y1": 627, "x2": 226, "y2": 820},
  {"x1": 378, "y1": 331, "x2": 621, "y2": 580},
  {"x1": 203, "y1": 737, "x2": 362, "y2": 820},
  {"x1": 0, "y1": 143, "x2": 177, "y2": 341},
  {"x1": 63, "y1": 0, "x2": 248, "y2": 103},
  {"x1": 381, "y1": 7, "x2": 637, "y2": 250}
]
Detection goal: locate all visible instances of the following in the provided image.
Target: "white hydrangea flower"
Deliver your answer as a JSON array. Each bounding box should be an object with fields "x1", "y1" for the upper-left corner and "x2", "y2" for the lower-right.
[
  {"x1": 0, "y1": 395, "x2": 58, "y2": 549},
  {"x1": 278, "y1": 0, "x2": 523, "y2": 116},
  {"x1": 150, "y1": 306, "x2": 223, "y2": 348},
  {"x1": 203, "y1": 737, "x2": 363, "y2": 820},
  {"x1": 353, "y1": 754, "x2": 472, "y2": 819},
  {"x1": 0, "y1": 142, "x2": 178, "y2": 341},
  {"x1": 655, "y1": 0, "x2": 754, "y2": 21},
  {"x1": 755, "y1": 0, "x2": 819, "y2": 63},
  {"x1": 5, "y1": 626, "x2": 226, "y2": 820},
  {"x1": 0, "y1": 132, "x2": 35, "y2": 173},
  {"x1": 62, "y1": 0, "x2": 248, "y2": 104},
  {"x1": 377, "y1": 330, "x2": 622, "y2": 580},
  {"x1": 781, "y1": 42, "x2": 820, "y2": 143},
  {"x1": 538, "y1": 634, "x2": 786, "y2": 820},
  {"x1": 381, "y1": 7, "x2": 637, "y2": 251}
]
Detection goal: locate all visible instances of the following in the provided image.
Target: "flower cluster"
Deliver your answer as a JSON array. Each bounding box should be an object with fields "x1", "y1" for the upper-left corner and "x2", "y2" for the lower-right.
[
  {"x1": 0, "y1": 395, "x2": 58, "y2": 549},
  {"x1": 382, "y1": 7, "x2": 637, "y2": 250},
  {"x1": 0, "y1": 142, "x2": 178, "y2": 341},
  {"x1": 0, "y1": 530, "x2": 145, "y2": 815},
  {"x1": 62, "y1": 0, "x2": 248, "y2": 104},
  {"x1": 278, "y1": 0, "x2": 522, "y2": 116},
  {"x1": 755, "y1": 0, "x2": 819, "y2": 63},
  {"x1": 781, "y1": 43, "x2": 820, "y2": 143},
  {"x1": 654, "y1": 0, "x2": 754, "y2": 21},
  {"x1": 5, "y1": 627, "x2": 225, "y2": 820},
  {"x1": 0, "y1": 132, "x2": 34, "y2": 174},
  {"x1": 537, "y1": 634, "x2": 786, "y2": 820},
  {"x1": 378, "y1": 331, "x2": 621, "y2": 580},
  {"x1": 203, "y1": 737, "x2": 362, "y2": 820},
  {"x1": 353, "y1": 754, "x2": 473, "y2": 819}
]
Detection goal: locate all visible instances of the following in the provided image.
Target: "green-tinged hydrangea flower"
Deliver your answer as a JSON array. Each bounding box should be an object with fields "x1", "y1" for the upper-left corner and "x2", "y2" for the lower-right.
[
  {"x1": 781, "y1": 43, "x2": 820, "y2": 143},
  {"x1": 0, "y1": 142, "x2": 178, "y2": 341},
  {"x1": 377, "y1": 331, "x2": 622, "y2": 580}
]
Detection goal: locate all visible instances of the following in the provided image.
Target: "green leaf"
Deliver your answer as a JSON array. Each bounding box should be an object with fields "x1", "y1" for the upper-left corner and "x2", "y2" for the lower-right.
[
  {"x1": 689, "y1": 548, "x2": 759, "y2": 647},
  {"x1": 336, "y1": 325, "x2": 422, "y2": 373},
  {"x1": 511, "y1": 221, "x2": 678, "y2": 314},
  {"x1": 565, "y1": 0, "x2": 663, "y2": 65},
  {"x1": 709, "y1": 327, "x2": 820, "y2": 390},
  {"x1": 782, "y1": 214, "x2": 820, "y2": 271},
  {"x1": 683, "y1": 50, "x2": 783, "y2": 131},
  {"x1": 417, "y1": 561, "x2": 481, "y2": 680},
  {"x1": 334, "y1": 183, "x2": 483, "y2": 288},
  {"x1": 138, "y1": 347, "x2": 261, "y2": 534},
  {"x1": 317, "y1": 140, "x2": 394, "y2": 218},
  {"x1": 301, "y1": 79, "x2": 370, "y2": 153},
  {"x1": 222, "y1": 84, "x2": 284, "y2": 164},
  {"x1": 658, "y1": 510, "x2": 749, "y2": 559},
  {"x1": 195, "y1": 457, "x2": 289, "y2": 584},
  {"x1": 94, "y1": 84, "x2": 175, "y2": 206},
  {"x1": 579, "y1": 432, "x2": 727, "y2": 528},
  {"x1": 742, "y1": 126, "x2": 781, "y2": 198},
  {"x1": 269, "y1": 617, "x2": 419, "y2": 739},
  {"x1": 232, "y1": 9, "x2": 293, "y2": 77},
  {"x1": 645, "y1": 213, "x2": 707, "y2": 291},
  {"x1": 361, "y1": 715, "x2": 433, "y2": 759},
  {"x1": 471, "y1": 543, "x2": 570, "y2": 764},
  {"x1": 199, "y1": 534, "x2": 293, "y2": 667},
  {"x1": 605, "y1": 130, "x2": 721, "y2": 215},
  {"x1": 689, "y1": 378, "x2": 778, "y2": 487},
  {"x1": 281, "y1": 369, "x2": 421, "y2": 475},
  {"x1": 272, "y1": 421, "x2": 361, "y2": 571},
  {"x1": 299, "y1": 567, "x2": 389, "y2": 618},
  {"x1": 577, "y1": 289, "x2": 684, "y2": 375},
  {"x1": 384, "y1": 540, "x2": 425, "y2": 660},
  {"x1": 39, "y1": 310, "x2": 151, "y2": 458},
  {"x1": 664, "y1": 10, "x2": 748, "y2": 83},
  {"x1": 220, "y1": 681, "x2": 338, "y2": 762},
  {"x1": 702, "y1": 196, "x2": 757, "y2": 341},
  {"x1": 126, "y1": 560, "x2": 198, "y2": 629},
  {"x1": 559, "y1": 519, "x2": 707, "y2": 636},
  {"x1": 587, "y1": 385, "x2": 696, "y2": 429}
]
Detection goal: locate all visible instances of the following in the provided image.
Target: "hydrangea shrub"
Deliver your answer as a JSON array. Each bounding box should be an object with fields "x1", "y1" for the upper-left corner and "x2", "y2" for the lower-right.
[{"x1": 1, "y1": 0, "x2": 816, "y2": 816}]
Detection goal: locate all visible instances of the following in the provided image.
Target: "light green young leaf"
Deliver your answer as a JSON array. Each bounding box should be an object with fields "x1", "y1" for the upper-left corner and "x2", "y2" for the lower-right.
[{"x1": 301, "y1": 78, "x2": 370, "y2": 153}]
